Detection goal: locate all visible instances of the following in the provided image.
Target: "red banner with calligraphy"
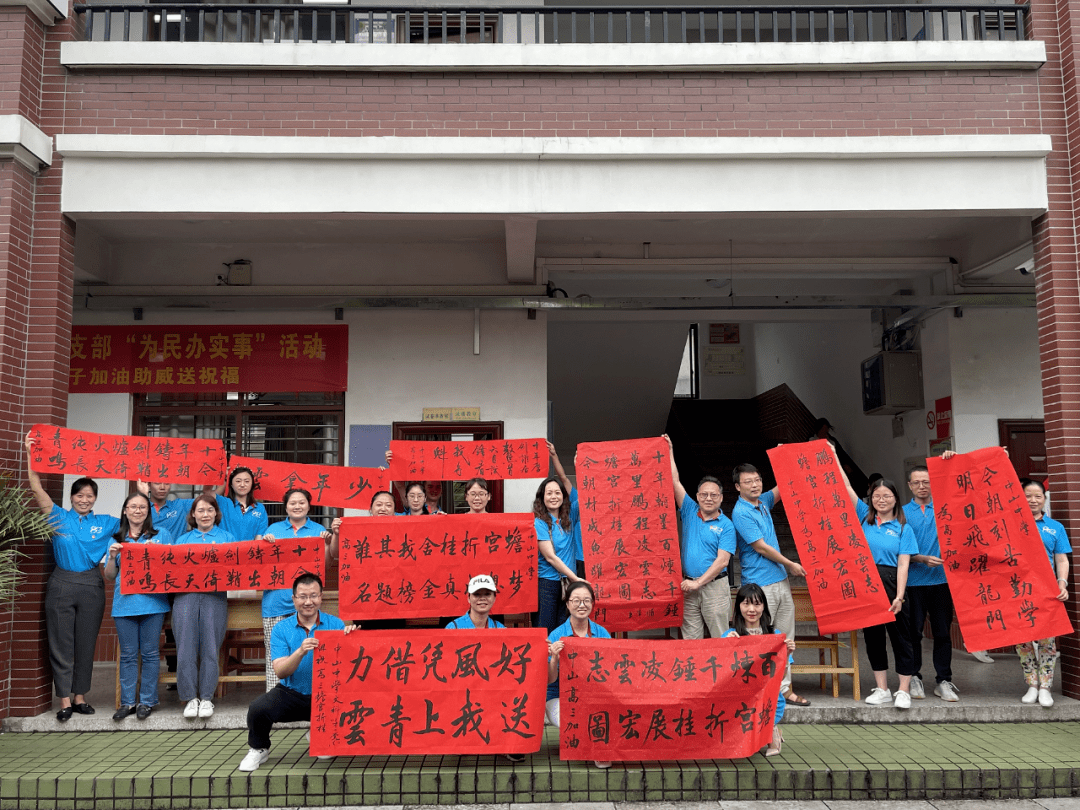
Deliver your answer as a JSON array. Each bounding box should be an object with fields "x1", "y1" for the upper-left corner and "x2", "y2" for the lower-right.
[
  {"x1": 336, "y1": 514, "x2": 538, "y2": 620},
  {"x1": 118, "y1": 537, "x2": 324, "y2": 595},
  {"x1": 767, "y1": 441, "x2": 895, "y2": 634},
  {"x1": 229, "y1": 455, "x2": 388, "y2": 510},
  {"x1": 68, "y1": 325, "x2": 348, "y2": 393},
  {"x1": 928, "y1": 447, "x2": 1073, "y2": 650},
  {"x1": 559, "y1": 636, "x2": 785, "y2": 761},
  {"x1": 29, "y1": 424, "x2": 226, "y2": 486},
  {"x1": 576, "y1": 437, "x2": 682, "y2": 632},
  {"x1": 387, "y1": 439, "x2": 547, "y2": 481},
  {"x1": 311, "y1": 628, "x2": 547, "y2": 756}
]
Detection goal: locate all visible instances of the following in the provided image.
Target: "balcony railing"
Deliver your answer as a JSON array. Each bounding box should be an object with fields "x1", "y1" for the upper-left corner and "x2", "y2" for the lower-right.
[{"x1": 73, "y1": 3, "x2": 1029, "y2": 45}]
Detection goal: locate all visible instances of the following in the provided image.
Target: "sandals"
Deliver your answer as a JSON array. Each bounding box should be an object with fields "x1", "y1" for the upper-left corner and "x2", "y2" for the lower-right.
[{"x1": 784, "y1": 691, "x2": 811, "y2": 707}]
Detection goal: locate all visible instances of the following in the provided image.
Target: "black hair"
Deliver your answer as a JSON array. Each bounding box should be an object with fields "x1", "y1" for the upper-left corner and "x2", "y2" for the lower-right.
[
  {"x1": 403, "y1": 482, "x2": 431, "y2": 514},
  {"x1": 226, "y1": 466, "x2": 259, "y2": 508},
  {"x1": 732, "y1": 583, "x2": 774, "y2": 636},
  {"x1": 533, "y1": 476, "x2": 571, "y2": 532},
  {"x1": 866, "y1": 479, "x2": 906, "y2": 525},
  {"x1": 282, "y1": 488, "x2": 312, "y2": 507},
  {"x1": 697, "y1": 475, "x2": 722, "y2": 492},
  {"x1": 564, "y1": 580, "x2": 596, "y2": 604},
  {"x1": 908, "y1": 465, "x2": 929, "y2": 479},
  {"x1": 292, "y1": 573, "x2": 324, "y2": 594},
  {"x1": 186, "y1": 493, "x2": 222, "y2": 530},
  {"x1": 732, "y1": 463, "x2": 759, "y2": 485},
  {"x1": 464, "y1": 477, "x2": 491, "y2": 494},
  {"x1": 1020, "y1": 477, "x2": 1046, "y2": 494},
  {"x1": 113, "y1": 492, "x2": 158, "y2": 542},
  {"x1": 70, "y1": 477, "x2": 98, "y2": 498},
  {"x1": 369, "y1": 490, "x2": 395, "y2": 509}
]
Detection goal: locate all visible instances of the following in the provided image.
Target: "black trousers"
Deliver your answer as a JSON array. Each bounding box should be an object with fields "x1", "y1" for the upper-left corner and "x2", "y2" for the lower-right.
[
  {"x1": 863, "y1": 565, "x2": 916, "y2": 676},
  {"x1": 45, "y1": 568, "x2": 105, "y2": 697},
  {"x1": 908, "y1": 582, "x2": 954, "y2": 682},
  {"x1": 247, "y1": 684, "x2": 311, "y2": 750}
]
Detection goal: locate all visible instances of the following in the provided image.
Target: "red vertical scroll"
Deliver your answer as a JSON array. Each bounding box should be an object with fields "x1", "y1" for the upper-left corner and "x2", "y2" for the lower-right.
[
  {"x1": 311, "y1": 628, "x2": 548, "y2": 756},
  {"x1": 928, "y1": 447, "x2": 1073, "y2": 650},
  {"x1": 559, "y1": 636, "x2": 786, "y2": 761},
  {"x1": 576, "y1": 437, "x2": 682, "y2": 632},
  {"x1": 767, "y1": 441, "x2": 894, "y2": 633}
]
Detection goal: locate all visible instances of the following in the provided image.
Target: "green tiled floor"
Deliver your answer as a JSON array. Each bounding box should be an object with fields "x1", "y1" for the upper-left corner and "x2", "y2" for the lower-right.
[{"x1": 2, "y1": 723, "x2": 1080, "y2": 808}]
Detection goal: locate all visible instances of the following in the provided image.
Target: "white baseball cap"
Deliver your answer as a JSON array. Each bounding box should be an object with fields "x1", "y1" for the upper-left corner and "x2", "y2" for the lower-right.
[{"x1": 467, "y1": 574, "x2": 498, "y2": 594}]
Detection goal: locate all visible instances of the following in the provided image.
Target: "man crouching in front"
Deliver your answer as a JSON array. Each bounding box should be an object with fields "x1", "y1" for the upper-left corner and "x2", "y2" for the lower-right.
[{"x1": 238, "y1": 573, "x2": 347, "y2": 772}]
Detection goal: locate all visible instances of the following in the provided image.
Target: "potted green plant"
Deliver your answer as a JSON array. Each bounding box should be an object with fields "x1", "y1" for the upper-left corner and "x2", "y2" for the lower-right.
[{"x1": 0, "y1": 475, "x2": 53, "y2": 604}]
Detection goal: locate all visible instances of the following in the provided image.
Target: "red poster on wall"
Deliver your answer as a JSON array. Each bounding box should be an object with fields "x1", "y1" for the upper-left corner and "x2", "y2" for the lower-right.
[
  {"x1": 576, "y1": 437, "x2": 682, "y2": 632},
  {"x1": 28, "y1": 424, "x2": 226, "y2": 486},
  {"x1": 928, "y1": 447, "x2": 1073, "y2": 650},
  {"x1": 559, "y1": 636, "x2": 785, "y2": 761},
  {"x1": 119, "y1": 537, "x2": 324, "y2": 594},
  {"x1": 336, "y1": 514, "x2": 538, "y2": 620},
  {"x1": 387, "y1": 439, "x2": 547, "y2": 481},
  {"x1": 310, "y1": 629, "x2": 547, "y2": 756},
  {"x1": 68, "y1": 325, "x2": 348, "y2": 393},
  {"x1": 229, "y1": 455, "x2": 388, "y2": 510},
  {"x1": 768, "y1": 441, "x2": 895, "y2": 634}
]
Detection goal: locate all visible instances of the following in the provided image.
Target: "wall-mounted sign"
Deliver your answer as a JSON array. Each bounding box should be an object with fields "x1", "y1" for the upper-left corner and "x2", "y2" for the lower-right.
[
  {"x1": 704, "y1": 346, "x2": 745, "y2": 376},
  {"x1": 926, "y1": 395, "x2": 952, "y2": 440},
  {"x1": 422, "y1": 407, "x2": 481, "y2": 422},
  {"x1": 709, "y1": 323, "x2": 741, "y2": 344}
]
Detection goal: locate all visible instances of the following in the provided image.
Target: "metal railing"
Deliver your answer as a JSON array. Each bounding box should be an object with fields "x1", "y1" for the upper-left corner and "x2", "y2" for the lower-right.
[{"x1": 73, "y1": 3, "x2": 1029, "y2": 45}]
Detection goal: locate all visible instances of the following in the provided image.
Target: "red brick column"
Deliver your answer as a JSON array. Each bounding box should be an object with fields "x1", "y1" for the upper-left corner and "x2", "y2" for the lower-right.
[{"x1": 1029, "y1": 0, "x2": 1080, "y2": 698}]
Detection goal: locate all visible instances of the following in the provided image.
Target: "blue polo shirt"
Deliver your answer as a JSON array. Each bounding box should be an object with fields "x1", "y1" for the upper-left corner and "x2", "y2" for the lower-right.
[
  {"x1": 537, "y1": 487, "x2": 578, "y2": 581},
  {"x1": 902, "y1": 500, "x2": 947, "y2": 587},
  {"x1": 270, "y1": 610, "x2": 345, "y2": 695},
  {"x1": 215, "y1": 495, "x2": 268, "y2": 542},
  {"x1": 261, "y1": 518, "x2": 325, "y2": 618},
  {"x1": 547, "y1": 617, "x2": 610, "y2": 701},
  {"x1": 150, "y1": 498, "x2": 193, "y2": 539},
  {"x1": 855, "y1": 500, "x2": 918, "y2": 567},
  {"x1": 47, "y1": 504, "x2": 119, "y2": 573},
  {"x1": 679, "y1": 496, "x2": 736, "y2": 579},
  {"x1": 732, "y1": 492, "x2": 787, "y2": 587},
  {"x1": 571, "y1": 489, "x2": 584, "y2": 563},
  {"x1": 110, "y1": 528, "x2": 174, "y2": 617},
  {"x1": 445, "y1": 611, "x2": 506, "y2": 629},
  {"x1": 174, "y1": 525, "x2": 236, "y2": 546},
  {"x1": 1036, "y1": 514, "x2": 1071, "y2": 570}
]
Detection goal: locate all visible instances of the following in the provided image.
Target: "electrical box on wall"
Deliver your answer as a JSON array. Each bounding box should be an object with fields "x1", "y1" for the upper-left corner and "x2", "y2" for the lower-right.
[{"x1": 861, "y1": 351, "x2": 923, "y2": 415}]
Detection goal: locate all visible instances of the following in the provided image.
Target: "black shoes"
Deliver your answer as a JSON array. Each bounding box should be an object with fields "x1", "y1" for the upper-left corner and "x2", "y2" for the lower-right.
[
  {"x1": 113, "y1": 705, "x2": 136, "y2": 721},
  {"x1": 56, "y1": 707, "x2": 73, "y2": 722},
  {"x1": 136, "y1": 704, "x2": 153, "y2": 720},
  {"x1": 72, "y1": 702, "x2": 95, "y2": 715}
]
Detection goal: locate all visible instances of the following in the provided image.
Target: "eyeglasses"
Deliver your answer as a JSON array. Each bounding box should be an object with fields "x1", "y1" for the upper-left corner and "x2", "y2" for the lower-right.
[
  {"x1": 569, "y1": 598, "x2": 593, "y2": 607},
  {"x1": 740, "y1": 477, "x2": 763, "y2": 485},
  {"x1": 698, "y1": 493, "x2": 721, "y2": 500},
  {"x1": 295, "y1": 594, "x2": 321, "y2": 603}
]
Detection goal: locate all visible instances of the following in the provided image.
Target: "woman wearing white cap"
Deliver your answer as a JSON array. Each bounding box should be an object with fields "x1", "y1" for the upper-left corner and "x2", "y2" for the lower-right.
[{"x1": 445, "y1": 574, "x2": 506, "y2": 630}]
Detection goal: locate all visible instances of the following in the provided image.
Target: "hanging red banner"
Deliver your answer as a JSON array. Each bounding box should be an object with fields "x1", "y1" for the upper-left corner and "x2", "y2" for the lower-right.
[
  {"x1": 310, "y1": 628, "x2": 547, "y2": 756},
  {"x1": 387, "y1": 439, "x2": 547, "y2": 481},
  {"x1": 119, "y1": 537, "x2": 324, "y2": 595},
  {"x1": 68, "y1": 325, "x2": 348, "y2": 393},
  {"x1": 767, "y1": 441, "x2": 895, "y2": 634},
  {"x1": 28, "y1": 424, "x2": 226, "y2": 486},
  {"x1": 927, "y1": 447, "x2": 1073, "y2": 650},
  {"x1": 559, "y1": 636, "x2": 785, "y2": 761},
  {"x1": 229, "y1": 455, "x2": 388, "y2": 510},
  {"x1": 336, "y1": 514, "x2": 538, "y2": 620},
  {"x1": 576, "y1": 437, "x2": 682, "y2": 632}
]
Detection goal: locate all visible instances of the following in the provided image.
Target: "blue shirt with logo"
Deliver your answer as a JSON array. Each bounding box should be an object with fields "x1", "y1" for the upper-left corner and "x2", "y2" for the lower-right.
[
  {"x1": 47, "y1": 504, "x2": 120, "y2": 573},
  {"x1": 260, "y1": 518, "x2": 325, "y2": 618},
  {"x1": 856, "y1": 500, "x2": 918, "y2": 567},
  {"x1": 902, "y1": 500, "x2": 947, "y2": 586},
  {"x1": 150, "y1": 498, "x2": 194, "y2": 539},
  {"x1": 110, "y1": 528, "x2": 174, "y2": 617},
  {"x1": 445, "y1": 612, "x2": 506, "y2": 629},
  {"x1": 732, "y1": 491, "x2": 787, "y2": 587},
  {"x1": 174, "y1": 524, "x2": 236, "y2": 546},
  {"x1": 270, "y1": 610, "x2": 345, "y2": 695},
  {"x1": 215, "y1": 494, "x2": 268, "y2": 542},
  {"x1": 536, "y1": 487, "x2": 578, "y2": 581},
  {"x1": 1036, "y1": 514, "x2": 1071, "y2": 571},
  {"x1": 679, "y1": 495, "x2": 736, "y2": 579}
]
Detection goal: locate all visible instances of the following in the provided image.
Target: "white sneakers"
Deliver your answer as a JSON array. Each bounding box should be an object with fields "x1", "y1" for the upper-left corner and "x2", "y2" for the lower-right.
[
  {"x1": 238, "y1": 748, "x2": 269, "y2": 772},
  {"x1": 198, "y1": 700, "x2": 215, "y2": 718},
  {"x1": 183, "y1": 699, "x2": 200, "y2": 718},
  {"x1": 893, "y1": 691, "x2": 912, "y2": 710},
  {"x1": 1021, "y1": 686, "x2": 1056, "y2": 706},
  {"x1": 183, "y1": 698, "x2": 215, "y2": 718},
  {"x1": 935, "y1": 681, "x2": 960, "y2": 702},
  {"x1": 909, "y1": 676, "x2": 925, "y2": 699},
  {"x1": 1039, "y1": 688, "x2": 1054, "y2": 707},
  {"x1": 1021, "y1": 686, "x2": 1039, "y2": 704},
  {"x1": 970, "y1": 650, "x2": 994, "y2": 663},
  {"x1": 864, "y1": 687, "x2": 892, "y2": 706}
]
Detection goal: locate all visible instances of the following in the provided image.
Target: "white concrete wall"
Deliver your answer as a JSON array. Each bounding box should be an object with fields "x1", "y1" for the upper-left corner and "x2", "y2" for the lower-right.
[
  {"x1": 696, "y1": 321, "x2": 756, "y2": 400},
  {"x1": 64, "y1": 393, "x2": 132, "y2": 515}
]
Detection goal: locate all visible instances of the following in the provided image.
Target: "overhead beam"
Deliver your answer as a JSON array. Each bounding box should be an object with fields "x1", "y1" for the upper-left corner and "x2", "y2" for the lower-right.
[{"x1": 505, "y1": 217, "x2": 538, "y2": 283}]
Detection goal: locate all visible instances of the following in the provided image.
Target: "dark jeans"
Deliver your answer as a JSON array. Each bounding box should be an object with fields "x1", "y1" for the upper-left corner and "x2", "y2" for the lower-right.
[
  {"x1": 536, "y1": 578, "x2": 567, "y2": 634},
  {"x1": 863, "y1": 565, "x2": 915, "y2": 676},
  {"x1": 908, "y1": 582, "x2": 954, "y2": 682},
  {"x1": 248, "y1": 684, "x2": 311, "y2": 750},
  {"x1": 45, "y1": 569, "x2": 105, "y2": 697}
]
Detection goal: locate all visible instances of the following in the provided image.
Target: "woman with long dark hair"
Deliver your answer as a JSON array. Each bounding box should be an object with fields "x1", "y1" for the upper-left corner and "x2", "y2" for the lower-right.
[
  {"x1": 103, "y1": 492, "x2": 173, "y2": 720},
  {"x1": 534, "y1": 443, "x2": 582, "y2": 632}
]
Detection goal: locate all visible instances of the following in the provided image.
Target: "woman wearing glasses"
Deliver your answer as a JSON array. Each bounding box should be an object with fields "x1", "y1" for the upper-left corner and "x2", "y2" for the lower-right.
[
  {"x1": 172, "y1": 494, "x2": 236, "y2": 720},
  {"x1": 546, "y1": 580, "x2": 612, "y2": 768}
]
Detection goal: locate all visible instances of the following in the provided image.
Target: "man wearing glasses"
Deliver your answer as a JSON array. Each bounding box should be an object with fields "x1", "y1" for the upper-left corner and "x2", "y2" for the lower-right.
[
  {"x1": 732, "y1": 463, "x2": 811, "y2": 707},
  {"x1": 664, "y1": 435, "x2": 736, "y2": 639}
]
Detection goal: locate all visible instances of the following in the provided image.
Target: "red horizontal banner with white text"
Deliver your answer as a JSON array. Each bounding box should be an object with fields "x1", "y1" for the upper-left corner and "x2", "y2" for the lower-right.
[
  {"x1": 119, "y1": 537, "x2": 324, "y2": 595},
  {"x1": 311, "y1": 629, "x2": 547, "y2": 756},
  {"x1": 559, "y1": 636, "x2": 785, "y2": 761},
  {"x1": 336, "y1": 514, "x2": 538, "y2": 620},
  {"x1": 928, "y1": 447, "x2": 1073, "y2": 650},
  {"x1": 69, "y1": 325, "x2": 348, "y2": 393},
  {"x1": 577, "y1": 437, "x2": 683, "y2": 632},
  {"x1": 229, "y1": 455, "x2": 388, "y2": 510},
  {"x1": 768, "y1": 441, "x2": 895, "y2": 634},
  {"x1": 29, "y1": 424, "x2": 226, "y2": 486},
  {"x1": 387, "y1": 439, "x2": 547, "y2": 481}
]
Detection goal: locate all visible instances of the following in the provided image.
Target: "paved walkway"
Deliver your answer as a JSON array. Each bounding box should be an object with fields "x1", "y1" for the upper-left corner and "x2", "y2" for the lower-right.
[{"x1": 2, "y1": 722, "x2": 1079, "y2": 808}]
